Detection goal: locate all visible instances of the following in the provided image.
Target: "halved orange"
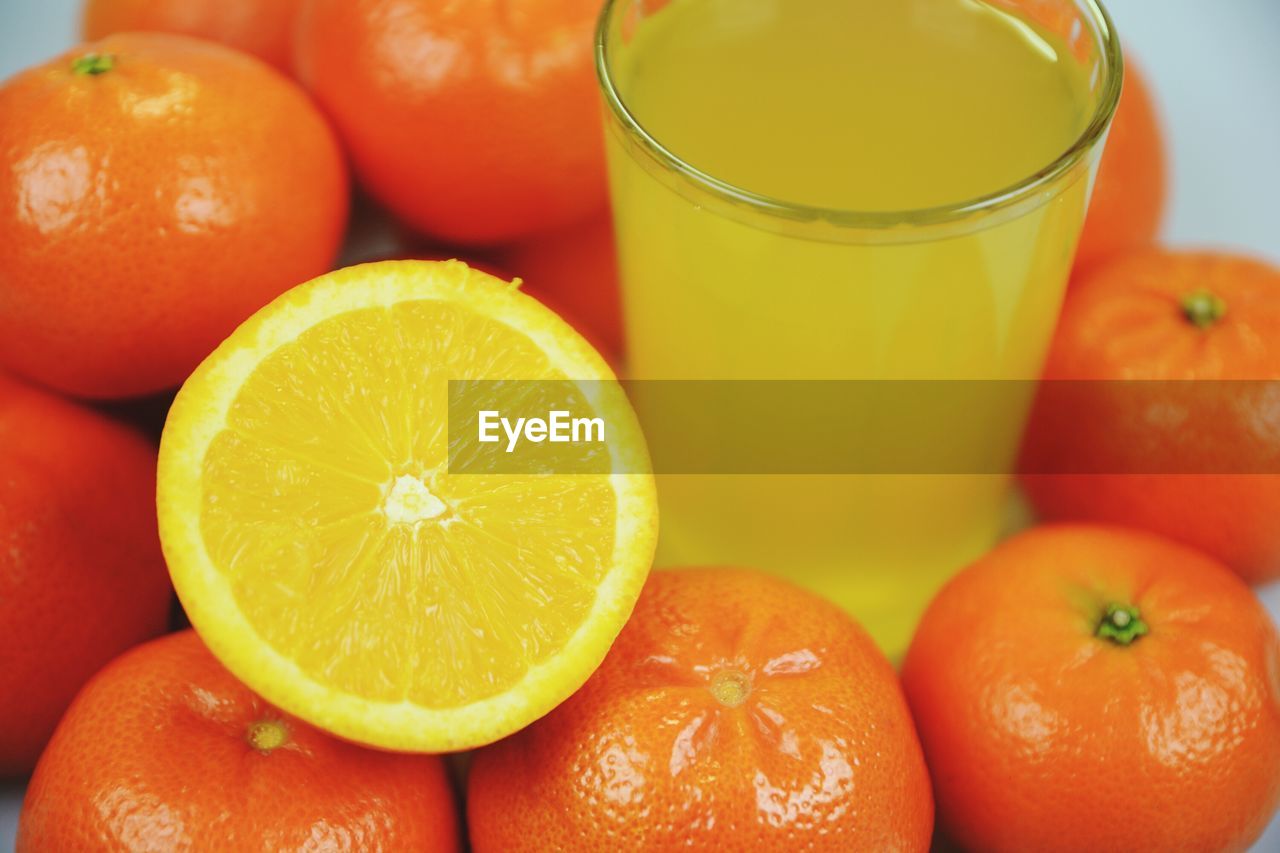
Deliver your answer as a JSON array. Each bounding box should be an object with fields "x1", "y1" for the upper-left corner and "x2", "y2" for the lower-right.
[{"x1": 157, "y1": 260, "x2": 657, "y2": 751}]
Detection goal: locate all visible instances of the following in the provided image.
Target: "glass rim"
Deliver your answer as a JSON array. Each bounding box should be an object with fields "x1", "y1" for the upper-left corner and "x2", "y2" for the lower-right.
[{"x1": 594, "y1": 0, "x2": 1125, "y2": 231}]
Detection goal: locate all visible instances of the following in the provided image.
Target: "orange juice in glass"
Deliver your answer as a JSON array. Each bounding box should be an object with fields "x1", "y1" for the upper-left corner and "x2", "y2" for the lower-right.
[{"x1": 596, "y1": 0, "x2": 1122, "y2": 655}]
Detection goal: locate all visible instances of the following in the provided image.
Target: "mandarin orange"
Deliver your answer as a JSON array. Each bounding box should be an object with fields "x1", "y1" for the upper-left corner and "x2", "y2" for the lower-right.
[
  {"x1": 294, "y1": 0, "x2": 607, "y2": 245},
  {"x1": 468, "y1": 568, "x2": 933, "y2": 852},
  {"x1": 0, "y1": 33, "x2": 347, "y2": 398},
  {"x1": 0, "y1": 373, "x2": 170, "y2": 775},
  {"x1": 903, "y1": 524, "x2": 1280, "y2": 852},
  {"x1": 1021, "y1": 249, "x2": 1280, "y2": 583},
  {"x1": 18, "y1": 630, "x2": 461, "y2": 851}
]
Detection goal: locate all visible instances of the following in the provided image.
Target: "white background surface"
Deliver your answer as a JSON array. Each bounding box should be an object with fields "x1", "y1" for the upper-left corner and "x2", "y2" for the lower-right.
[{"x1": 1, "y1": 0, "x2": 1278, "y2": 849}]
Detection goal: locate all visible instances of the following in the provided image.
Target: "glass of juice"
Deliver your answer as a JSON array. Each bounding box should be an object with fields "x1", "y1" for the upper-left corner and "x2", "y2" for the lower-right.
[{"x1": 596, "y1": 0, "x2": 1122, "y2": 656}]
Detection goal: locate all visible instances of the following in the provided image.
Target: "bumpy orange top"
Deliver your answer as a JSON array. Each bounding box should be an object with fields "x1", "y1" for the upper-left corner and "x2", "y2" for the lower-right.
[
  {"x1": 903, "y1": 524, "x2": 1280, "y2": 852},
  {"x1": 468, "y1": 568, "x2": 935, "y2": 851},
  {"x1": 1022, "y1": 249, "x2": 1280, "y2": 584},
  {"x1": 0, "y1": 33, "x2": 347, "y2": 398}
]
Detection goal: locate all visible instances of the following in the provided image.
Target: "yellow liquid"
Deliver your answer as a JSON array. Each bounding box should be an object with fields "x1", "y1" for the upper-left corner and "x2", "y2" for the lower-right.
[{"x1": 604, "y1": 0, "x2": 1101, "y2": 656}]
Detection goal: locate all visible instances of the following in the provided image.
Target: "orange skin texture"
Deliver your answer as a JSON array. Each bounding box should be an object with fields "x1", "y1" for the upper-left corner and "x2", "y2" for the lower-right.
[
  {"x1": 468, "y1": 568, "x2": 934, "y2": 852},
  {"x1": 1074, "y1": 58, "x2": 1167, "y2": 271},
  {"x1": 18, "y1": 630, "x2": 462, "y2": 852},
  {"x1": 498, "y1": 214, "x2": 625, "y2": 363},
  {"x1": 0, "y1": 373, "x2": 170, "y2": 775},
  {"x1": 0, "y1": 33, "x2": 348, "y2": 399},
  {"x1": 82, "y1": 0, "x2": 304, "y2": 72},
  {"x1": 902, "y1": 524, "x2": 1280, "y2": 853},
  {"x1": 294, "y1": 0, "x2": 608, "y2": 246},
  {"x1": 1021, "y1": 250, "x2": 1280, "y2": 584}
]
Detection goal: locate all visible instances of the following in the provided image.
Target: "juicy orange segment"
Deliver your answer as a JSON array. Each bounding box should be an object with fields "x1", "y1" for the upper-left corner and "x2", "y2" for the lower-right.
[{"x1": 157, "y1": 260, "x2": 657, "y2": 751}]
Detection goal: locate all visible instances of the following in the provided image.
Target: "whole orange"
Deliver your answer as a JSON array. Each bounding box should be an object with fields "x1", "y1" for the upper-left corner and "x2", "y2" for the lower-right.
[
  {"x1": 498, "y1": 214, "x2": 625, "y2": 362},
  {"x1": 0, "y1": 33, "x2": 347, "y2": 398},
  {"x1": 902, "y1": 524, "x2": 1280, "y2": 853},
  {"x1": 0, "y1": 373, "x2": 170, "y2": 775},
  {"x1": 18, "y1": 630, "x2": 461, "y2": 851},
  {"x1": 1074, "y1": 57, "x2": 1167, "y2": 271},
  {"x1": 468, "y1": 568, "x2": 934, "y2": 852},
  {"x1": 82, "y1": 0, "x2": 303, "y2": 72},
  {"x1": 1020, "y1": 250, "x2": 1280, "y2": 584},
  {"x1": 294, "y1": 0, "x2": 607, "y2": 246}
]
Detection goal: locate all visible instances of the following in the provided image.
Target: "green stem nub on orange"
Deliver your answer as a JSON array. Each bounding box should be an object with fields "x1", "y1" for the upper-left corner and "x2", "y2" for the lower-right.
[
  {"x1": 1181, "y1": 289, "x2": 1227, "y2": 329},
  {"x1": 1097, "y1": 603, "x2": 1149, "y2": 646},
  {"x1": 247, "y1": 719, "x2": 289, "y2": 753},
  {"x1": 72, "y1": 54, "x2": 115, "y2": 76}
]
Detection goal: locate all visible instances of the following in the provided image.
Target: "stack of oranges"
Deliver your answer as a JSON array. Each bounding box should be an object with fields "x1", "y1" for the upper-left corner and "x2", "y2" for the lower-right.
[{"x1": 1, "y1": 1, "x2": 1278, "y2": 851}]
